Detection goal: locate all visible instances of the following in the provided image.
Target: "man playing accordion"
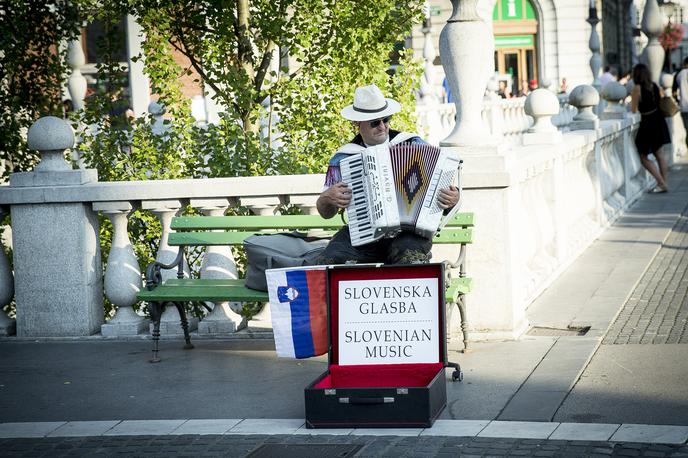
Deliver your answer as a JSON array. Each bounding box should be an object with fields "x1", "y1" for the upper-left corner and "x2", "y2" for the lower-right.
[{"x1": 315, "y1": 84, "x2": 461, "y2": 265}]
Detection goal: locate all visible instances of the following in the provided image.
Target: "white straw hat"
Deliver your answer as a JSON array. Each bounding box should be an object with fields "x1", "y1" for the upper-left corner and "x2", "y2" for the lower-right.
[{"x1": 340, "y1": 84, "x2": 401, "y2": 121}]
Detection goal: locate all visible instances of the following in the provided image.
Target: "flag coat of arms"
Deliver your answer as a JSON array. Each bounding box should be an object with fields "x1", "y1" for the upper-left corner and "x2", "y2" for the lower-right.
[{"x1": 267, "y1": 266, "x2": 328, "y2": 358}]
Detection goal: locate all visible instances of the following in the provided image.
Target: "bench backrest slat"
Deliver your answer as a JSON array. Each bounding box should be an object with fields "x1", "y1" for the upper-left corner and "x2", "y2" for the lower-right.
[
  {"x1": 172, "y1": 212, "x2": 473, "y2": 231},
  {"x1": 167, "y1": 212, "x2": 474, "y2": 246},
  {"x1": 172, "y1": 215, "x2": 345, "y2": 231}
]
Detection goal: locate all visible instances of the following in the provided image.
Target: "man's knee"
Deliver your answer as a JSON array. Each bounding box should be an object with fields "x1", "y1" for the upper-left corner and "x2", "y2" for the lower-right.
[{"x1": 392, "y1": 250, "x2": 430, "y2": 264}]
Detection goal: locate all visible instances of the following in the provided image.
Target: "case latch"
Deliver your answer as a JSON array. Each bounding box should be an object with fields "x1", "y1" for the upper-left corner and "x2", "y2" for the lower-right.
[{"x1": 396, "y1": 388, "x2": 409, "y2": 395}]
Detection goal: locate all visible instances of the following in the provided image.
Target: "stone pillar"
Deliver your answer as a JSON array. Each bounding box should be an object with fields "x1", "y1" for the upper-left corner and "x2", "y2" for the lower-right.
[
  {"x1": 10, "y1": 117, "x2": 102, "y2": 336},
  {"x1": 522, "y1": 89, "x2": 563, "y2": 145},
  {"x1": 193, "y1": 199, "x2": 245, "y2": 335},
  {"x1": 0, "y1": 207, "x2": 16, "y2": 336},
  {"x1": 94, "y1": 202, "x2": 147, "y2": 336},
  {"x1": 437, "y1": 0, "x2": 529, "y2": 343},
  {"x1": 439, "y1": 0, "x2": 496, "y2": 147},
  {"x1": 66, "y1": 39, "x2": 87, "y2": 111},
  {"x1": 143, "y1": 200, "x2": 197, "y2": 335},
  {"x1": 569, "y1": 85, "x2": 600, "y2": 130},
  {"x1": 641, "y1": 0, "x2": 665, "y2": 83}
]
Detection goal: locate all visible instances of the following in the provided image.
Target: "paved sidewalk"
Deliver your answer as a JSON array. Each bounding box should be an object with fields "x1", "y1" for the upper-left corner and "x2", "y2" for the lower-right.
[{"x1": 2, "y1": 433, "x2": 688, "y2": 458}]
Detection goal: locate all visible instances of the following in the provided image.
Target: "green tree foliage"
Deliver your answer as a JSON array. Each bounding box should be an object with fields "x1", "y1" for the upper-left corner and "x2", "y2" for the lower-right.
[
  {"x1": 124, "y1": 0, "x2": 425, "y2": 177},
  {"x1": 0, "y1": 1, "x2": 85, "y2": 181}
]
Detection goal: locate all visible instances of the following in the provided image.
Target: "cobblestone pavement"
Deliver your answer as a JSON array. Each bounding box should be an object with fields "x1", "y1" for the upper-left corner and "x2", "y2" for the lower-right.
[
  {"x1": 2, "y1": 435, "x2": 688, "y2": 458},
  {"x1": 603, "y1": 213, "x2": 688, "y2": 345}
]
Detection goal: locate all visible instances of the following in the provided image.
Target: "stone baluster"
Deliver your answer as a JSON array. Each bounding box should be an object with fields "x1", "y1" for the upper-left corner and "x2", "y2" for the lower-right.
[
  {"x1": 439, "y1": 0, "x2": 497, "y2": 147},
  {"x1": 587, "y1": 1, "x2": 602, "y2": 91},
  {"x1": 483, "y1": 77, "x2": 504, "y2": 138},
  {"x1": 289, "y1": 195, "x2": 320, "y2": 216},
  {"x1": 0, "y1": 207, "x2": 16, "y2": 336},
  {"x1": 149, "y1": 101, "x2": 169, "y2": 137},
  {"x1": 641, "y1": 0, "x2": 665, "y2": 83},
  {"x1": 240, "y1": 196, "x2": 281, "y2": 216},
  {"x1": 193, "y1": 199, "x2": 245, "y2": 334},
  {"x1": 521, "y1": 99, "x2": 533, "y2": 133},
  {"x1": 67, "y1": 39, "x2": 87, "y2": 111},
  {"x1": 569, "y1": 85, "x2": 600, "y2": 130},
  {"x1": 523, "y1": 89, "x2": 563, "y2": 145},
  {"x1": 419, "y1": 2, "x2": 438, "y2": 104},
  {"x1": 143, "y1": 200, "x2": 197, "y2": 335},
  {"x1": 600, "y1": 82, "x2": 629, "y2": 120},
  {"x1": 94, "y1": 202, "x2": 147, "y2": 336},
  {"x1": 240, "y1": 196, "x2": 281, "y2": 328}
]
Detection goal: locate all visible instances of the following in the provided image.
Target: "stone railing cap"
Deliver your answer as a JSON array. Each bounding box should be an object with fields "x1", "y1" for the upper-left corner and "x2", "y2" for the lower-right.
[{"x1": 27, "y1": 116, "x2": 75, "y2": 152}]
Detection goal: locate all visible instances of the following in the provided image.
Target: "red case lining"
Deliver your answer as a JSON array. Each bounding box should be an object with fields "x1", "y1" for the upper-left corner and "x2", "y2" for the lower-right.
[{"x1": 313, "y1": 363, "x2": 444, "y2": 389}]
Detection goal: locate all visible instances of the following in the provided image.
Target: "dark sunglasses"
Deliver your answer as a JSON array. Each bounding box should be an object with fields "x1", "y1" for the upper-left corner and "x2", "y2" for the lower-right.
[{"x1": 369, "y1": 116, "x2": 392, "y2": 128}]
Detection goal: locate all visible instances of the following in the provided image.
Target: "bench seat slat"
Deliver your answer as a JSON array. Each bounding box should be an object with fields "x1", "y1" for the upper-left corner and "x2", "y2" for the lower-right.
[
  {"x1": 168, "y1": 231, "x2": 337, "y2": 246},
  {"x1": 138, "y1": 284, "x2": 269, "y2": 302},
  {"x1": 137, "y1": 277, "x2": 471, "y2": 304}
]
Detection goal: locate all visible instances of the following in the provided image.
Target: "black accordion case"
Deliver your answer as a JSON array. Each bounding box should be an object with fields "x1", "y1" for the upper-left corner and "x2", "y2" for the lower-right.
[{"x1": 304, "y1": 263, "x2": 448, "y2": 428}]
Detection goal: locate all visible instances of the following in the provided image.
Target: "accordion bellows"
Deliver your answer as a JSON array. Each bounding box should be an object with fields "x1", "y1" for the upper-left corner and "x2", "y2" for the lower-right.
[{"x1": 340, "y1": 143, "x2": 461, "y2": 247}]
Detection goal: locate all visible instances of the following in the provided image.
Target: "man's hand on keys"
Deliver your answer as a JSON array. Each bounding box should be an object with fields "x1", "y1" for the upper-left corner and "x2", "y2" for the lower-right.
[
  {"x1": 323, "y1": 182, "x2": 352, "y2": 209},
  {"x1": 437, "y1": 185, "x2": 460, "y2": 209}
]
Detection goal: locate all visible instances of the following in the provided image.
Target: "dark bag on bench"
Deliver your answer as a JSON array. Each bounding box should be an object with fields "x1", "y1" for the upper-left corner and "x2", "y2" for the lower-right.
[{"x1": 243, "y1": 232, "x2": 329, "y2": 291}]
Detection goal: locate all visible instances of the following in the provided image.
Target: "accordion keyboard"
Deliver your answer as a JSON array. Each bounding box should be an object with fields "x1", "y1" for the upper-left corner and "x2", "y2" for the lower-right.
[{"x1": 340, "y1": 154, "x2": 376, "y2": 246}]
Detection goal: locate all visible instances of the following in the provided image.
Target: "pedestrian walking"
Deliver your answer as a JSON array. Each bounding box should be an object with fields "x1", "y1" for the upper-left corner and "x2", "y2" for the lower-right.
[
  {"x1": 630, "y1": 63, "x2": 670, "y2": 193},
  {"x1": 674, "y1": 57, "x2": 688, "y2": 150}
]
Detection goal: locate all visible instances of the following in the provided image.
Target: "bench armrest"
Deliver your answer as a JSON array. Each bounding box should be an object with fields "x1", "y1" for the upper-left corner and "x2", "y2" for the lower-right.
[{"x1": 144, "y1": 247, "x2": 185, "y2": 291}]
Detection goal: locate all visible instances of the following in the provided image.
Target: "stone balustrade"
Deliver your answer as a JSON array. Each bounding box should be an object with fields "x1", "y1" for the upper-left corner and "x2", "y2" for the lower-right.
[
  {"x1": 416, "y1": 95, "x2": 577, "y2": 148},
  {"x1": 0, "y1": 112, "x2": 648, "y2": 345}
]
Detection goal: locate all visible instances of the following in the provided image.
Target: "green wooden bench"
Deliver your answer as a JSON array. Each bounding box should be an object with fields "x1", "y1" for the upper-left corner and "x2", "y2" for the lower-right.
[{"x1": 138, "y1": 213, "x2": 474, "y2": 366}]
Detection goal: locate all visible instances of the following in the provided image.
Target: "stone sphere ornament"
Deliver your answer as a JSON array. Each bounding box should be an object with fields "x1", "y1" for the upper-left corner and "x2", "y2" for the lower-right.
[
  {"x1": 525, "y1": 89, "x2": 560, "y2": 133},
  {"x1": 569, "y1": 85, "x2": 600, "y2": 121},
  {"x1": 27, "y1": 116, "x2": 75, "y2": 152},
  {"x1": 27, "y1": 116, "x2": 75, "y2": 172},
  {"x1": 601, "y1": 81, "x2": 628, "y2": 114}
]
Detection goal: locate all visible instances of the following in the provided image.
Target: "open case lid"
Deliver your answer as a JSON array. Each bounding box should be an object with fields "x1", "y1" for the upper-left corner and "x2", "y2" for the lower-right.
[{"x1": 326, "y1": 263, "x2": 447, "y2": 367}]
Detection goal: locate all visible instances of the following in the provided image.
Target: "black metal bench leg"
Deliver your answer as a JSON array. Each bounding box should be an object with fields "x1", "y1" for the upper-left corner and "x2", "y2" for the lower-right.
[
  {"x1": 174, "y1": 302, "x2": 194, "y2": 350},
  {"x1": 148, "y1": 302, "x2": 164, "y2": 363},
  {"x1": 457, "y1": 294, "x2": 469, "y2": 353}
]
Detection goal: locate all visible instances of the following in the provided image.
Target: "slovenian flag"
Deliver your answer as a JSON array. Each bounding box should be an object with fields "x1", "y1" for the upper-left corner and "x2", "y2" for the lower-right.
[{"x1": 267, "y1": 266, "x2": 328, "y2": 358}]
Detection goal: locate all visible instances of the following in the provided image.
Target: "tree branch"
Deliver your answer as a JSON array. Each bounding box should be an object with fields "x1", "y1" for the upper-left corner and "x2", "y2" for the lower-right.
[
  {"x1": 168, "y1": 31, "x2": 241, "y2": 114},
  {"x1": 253, "y1": 40, "x2": 275, "y2": 95}
]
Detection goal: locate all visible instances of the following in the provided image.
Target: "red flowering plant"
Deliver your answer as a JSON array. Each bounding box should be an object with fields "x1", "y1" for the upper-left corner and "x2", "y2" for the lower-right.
[{"x1": 659, "y1": 22, "x2": 685, "y2": 51}]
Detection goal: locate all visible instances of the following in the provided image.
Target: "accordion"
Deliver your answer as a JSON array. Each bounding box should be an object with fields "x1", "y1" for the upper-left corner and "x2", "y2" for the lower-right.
[{"x1": 340, "y1": 142, "x2": 461, "y2": 247}]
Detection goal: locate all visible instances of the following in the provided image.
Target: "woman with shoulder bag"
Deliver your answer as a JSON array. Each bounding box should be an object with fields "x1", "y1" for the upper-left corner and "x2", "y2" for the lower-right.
[{"x1": 630, "y1": 63, "x2": 670, "y2": 193}]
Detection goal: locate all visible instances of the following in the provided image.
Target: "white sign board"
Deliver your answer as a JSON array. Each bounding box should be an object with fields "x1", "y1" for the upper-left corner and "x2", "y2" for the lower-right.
[{"x1": 338, "y1": 277, "x2": 439, "y2": 365}]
